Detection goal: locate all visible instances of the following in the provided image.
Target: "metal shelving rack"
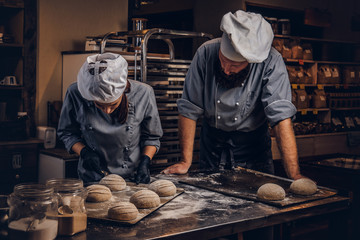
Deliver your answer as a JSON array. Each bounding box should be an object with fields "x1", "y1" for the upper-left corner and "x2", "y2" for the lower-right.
[{"x1": 99, "y1": 28, "x2": 213, "y2": 171}]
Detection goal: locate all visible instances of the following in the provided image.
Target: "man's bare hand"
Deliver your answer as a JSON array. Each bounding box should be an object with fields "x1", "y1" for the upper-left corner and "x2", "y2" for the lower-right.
[
  {"x1": 292, "y1": 173, "x2": 305, "y2": 180},
  {"x1": 161, "y1": 161, "x2": 191, "y2": 174}
]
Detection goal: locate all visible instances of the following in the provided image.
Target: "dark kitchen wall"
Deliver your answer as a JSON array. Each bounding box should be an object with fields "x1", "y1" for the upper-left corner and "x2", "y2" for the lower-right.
[
  {"x1": 193, "y1": 0, "x2": 360, "y2": 42},
  {"x1": 132, "y1": 0, "x2": 360, "y2": 58},
  {"x1": 37, "y1": 0, "x2": 128, "y2": 126}
]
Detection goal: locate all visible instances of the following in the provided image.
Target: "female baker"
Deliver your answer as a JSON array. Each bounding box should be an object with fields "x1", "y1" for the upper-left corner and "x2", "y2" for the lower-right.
[{"x1": 58, "y1": 52, "x2": 163, "y2": 183}]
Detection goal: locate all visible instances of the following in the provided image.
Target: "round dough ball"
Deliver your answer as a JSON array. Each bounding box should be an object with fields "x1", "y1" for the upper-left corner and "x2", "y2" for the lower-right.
[
  {"x1": 86, "y1": 184, "x2": 112, "y2": 202},
  {"x1": 257, "y1": 183, "x2": 286, "y2": 201},
  {"x1": 100, "y1": 174, "x2": 126, "y2": 191},
  {"x1": 290, "y1": 178, "x2": 317, "y2": 196},
  {"x1": 130, "y1": 190, "x2": 160, "y2": 209},
  {"x1": 149, "y1": 180, "x2": 177, "y2": 197},
  {"x1": 108, "y1": 202, "x2": 139, "y2": 221}
]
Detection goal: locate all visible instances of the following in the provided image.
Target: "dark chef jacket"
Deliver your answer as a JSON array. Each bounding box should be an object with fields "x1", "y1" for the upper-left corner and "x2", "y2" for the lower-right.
[
  {"x1": 58, "y1": 80, "x2": 163, "y2": 180},
  {"x1": 177, "y1": 38, "x2": 296, "y2": 172}
]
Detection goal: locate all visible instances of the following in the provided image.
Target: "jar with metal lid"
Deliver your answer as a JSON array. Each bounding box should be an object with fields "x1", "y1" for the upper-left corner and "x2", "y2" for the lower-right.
[
  {"x1": 264, "y1": 17, "x2": 278, "y2": 34},
  {"x1": 278, "y1": 19, "x2": 291, "y2": 35},
  {"x1": 46, "y1": 178, "x2": 87, "y2": 236},
  {"x1": 7, "y1": 183, "x2": 58, "y2": 240}
]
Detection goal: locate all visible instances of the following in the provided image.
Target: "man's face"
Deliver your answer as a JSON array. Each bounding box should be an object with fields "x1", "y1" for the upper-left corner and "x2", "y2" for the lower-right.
[
  {"x1": 216, "y1": 50, "x2": 250, "y2": 89},
  {"x1": 219, "y1": 50, "x2": 249, "y2": 75}
]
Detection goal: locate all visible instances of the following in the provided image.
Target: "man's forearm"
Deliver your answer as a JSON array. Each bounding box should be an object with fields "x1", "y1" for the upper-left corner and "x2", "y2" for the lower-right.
[
  {"x1": 273, "y1": 118, "x2": 302, "y2": 179},
  {"x1": 179, "y1": 115, "x2": 197, "y2": 165}
]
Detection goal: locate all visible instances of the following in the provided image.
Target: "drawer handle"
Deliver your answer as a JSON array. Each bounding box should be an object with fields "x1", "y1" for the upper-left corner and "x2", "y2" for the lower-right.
[{"x1": 12, "y1": 154, "x2": 22, "y2": 169}]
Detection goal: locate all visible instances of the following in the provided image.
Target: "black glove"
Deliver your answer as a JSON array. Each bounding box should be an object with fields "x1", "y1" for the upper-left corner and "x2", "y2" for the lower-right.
[
  {"x1": 80, "y1": 147, "x2": 104, "y2": 177},
  {"x1": 135, "y1": 155, "x2": 151, "y2": 184}
]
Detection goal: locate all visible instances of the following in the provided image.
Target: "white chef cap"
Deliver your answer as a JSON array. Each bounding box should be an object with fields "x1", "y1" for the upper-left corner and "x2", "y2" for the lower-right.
[
  {"x1": 77, "y1": 52, "x2": 128, "y2": 103},
  {"x1": 220, "y1": 10, "x2": 274, "y2": 63}
]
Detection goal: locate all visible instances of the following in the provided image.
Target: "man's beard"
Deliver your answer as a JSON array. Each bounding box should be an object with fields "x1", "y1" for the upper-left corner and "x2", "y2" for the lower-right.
[{"x1": 215, "y1": 62, "x2": 250, "y2": 89}]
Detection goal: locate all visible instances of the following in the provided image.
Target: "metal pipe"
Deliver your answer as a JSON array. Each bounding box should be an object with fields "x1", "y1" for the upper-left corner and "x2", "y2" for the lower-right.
[
  {"x1": 163, "y1": 39, "x2": 175, "y2": 60},
  {"x1": 100, "y1": 32, "x2": 117, "y2": 53},
  {"x1": 99, "y1": 28, "x2": 213, "y2": 82}
]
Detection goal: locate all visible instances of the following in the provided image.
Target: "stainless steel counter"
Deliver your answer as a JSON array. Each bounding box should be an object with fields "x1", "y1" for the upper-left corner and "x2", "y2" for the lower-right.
[{"x1": 56, "y1": 173, "x2": 349, "y2": 240}]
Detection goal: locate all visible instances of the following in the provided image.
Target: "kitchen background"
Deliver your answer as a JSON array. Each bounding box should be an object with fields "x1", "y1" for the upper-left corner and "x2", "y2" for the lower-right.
[
  {"x1": 1, "y1": 1, "x2": 360, "y2": 239},
  {"x1": 37, "y1": 0, "x2": 360, "y2": 127}
]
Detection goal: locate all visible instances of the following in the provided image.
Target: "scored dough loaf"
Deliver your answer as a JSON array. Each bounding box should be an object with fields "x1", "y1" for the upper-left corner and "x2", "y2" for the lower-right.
[
  {"x1": 108, "y1": 202, "x2": 139, "y2": 221},
  {"x1": 130, "y1": 190, "x2": 160, "y2": 209},
  {"x1": 257, "y1": 183, "x2": 286, "y2": 201},
  {"x1": 86, "y1": 184, "x2": 112, "y2": 202},
  {"x1": 99, "y1": 174, "x2": 127, "y2": 191},
  {"x1": 290, "y1": 178, "x2": 317, "y2": 196},
  {"x1": 148, "y1": 180, "x2": 177, "y2": 197}
]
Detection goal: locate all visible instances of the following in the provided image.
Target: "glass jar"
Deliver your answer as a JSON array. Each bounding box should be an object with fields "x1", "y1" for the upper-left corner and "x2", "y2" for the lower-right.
[
  {"x1": 264, "y1": 17, "x2": 278, "y2": 34},
  {"x1": 0, "y1": 194, "x2": 9, "y2": 238},
  {"x1": 278, "y1": 19, "x2": 291, "y2": 35},
  {"x1": 7, "y1": 183, "x2": 58, "y2": 240},
  {"x1": 46, "y1": 178, "x2": 87, "y2": 236}
]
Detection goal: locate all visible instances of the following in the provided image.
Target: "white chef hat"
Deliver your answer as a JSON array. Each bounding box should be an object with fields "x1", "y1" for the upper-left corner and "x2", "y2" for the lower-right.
[
  {"x1": 220, "y1": 10, "x2": 274, "y2": 63},
  {"x1": 77, "y1": 52, "x2": 128, "y2": 103}
]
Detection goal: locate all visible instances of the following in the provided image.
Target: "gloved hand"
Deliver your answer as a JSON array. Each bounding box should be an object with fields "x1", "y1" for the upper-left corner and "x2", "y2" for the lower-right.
[
  {"x1": 80, "y1": 147, "x2": 105, "y2": 177},
  {"x1": 135, "y1": 155, "x2": 151, "y2": 184}
]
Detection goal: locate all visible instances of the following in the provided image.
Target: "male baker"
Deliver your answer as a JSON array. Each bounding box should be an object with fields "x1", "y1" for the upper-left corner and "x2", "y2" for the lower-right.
[{"x1": 163, "y1": 10, "x2": 303, "y2": 181}]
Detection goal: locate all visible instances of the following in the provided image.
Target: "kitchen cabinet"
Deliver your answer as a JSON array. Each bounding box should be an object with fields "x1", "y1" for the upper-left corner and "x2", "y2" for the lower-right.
[
  {"x1": 0, "y1": 139, "x2": 42, "y2": 194},
  {"x1": 0, "y1": 0, "x2": 37, "y2": 194}
]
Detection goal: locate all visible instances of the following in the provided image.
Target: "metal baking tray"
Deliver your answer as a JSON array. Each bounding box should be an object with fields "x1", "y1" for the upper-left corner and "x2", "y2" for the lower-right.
[
  {"x1": 180, "y1": 168, "x2": 337, "y2": 207},
  {"x1": 85, "y1": 182, "x2": 184, "y2": 225}
]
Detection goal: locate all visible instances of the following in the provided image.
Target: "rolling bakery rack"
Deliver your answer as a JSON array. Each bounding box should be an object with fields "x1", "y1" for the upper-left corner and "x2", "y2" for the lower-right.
[{"x1": 98, "y1": 28, "x2": 213, "y2": 171}]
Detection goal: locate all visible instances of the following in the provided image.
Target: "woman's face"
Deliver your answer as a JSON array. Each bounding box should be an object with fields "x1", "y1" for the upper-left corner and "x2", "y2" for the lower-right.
[{"x1": 94, "y1": 95, "x2": 123, "y2": 114}]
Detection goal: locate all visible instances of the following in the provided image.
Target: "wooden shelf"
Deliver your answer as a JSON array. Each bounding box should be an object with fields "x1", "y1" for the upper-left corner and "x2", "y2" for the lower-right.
[
  {"x1": 284, "y1": 58, "x2": 360, "y2": 65},
  {"x1": 271, "y1": 132, "x2": 360, "y2": 160},
  {"x1": 0, "y1": 0, "x2": 36, "y2": 138},
  {"x1": 0, "y1": 138, "x2": 42, "y2": 146},
  {"x1": 297, "y1": 108, "x2": 330, "y2": 112},
  {"x1": 285, "y1": 58, "x2": 315, "y2": 64},
  {"x1": 0, "y1": 3, "x2": 24, "y2": 9},
  {"x1": 330, "y1": 107, "x2": 360, "y2": 111},
  {"x1": 0, "y1": 43, "x2": 24, "y2": 48},
  {"x1": 0, "y1": 85, "x2": 23, "y2": 90},
  {"x1": 275, "y1": 34, "x2": 360, "y2": 45}
]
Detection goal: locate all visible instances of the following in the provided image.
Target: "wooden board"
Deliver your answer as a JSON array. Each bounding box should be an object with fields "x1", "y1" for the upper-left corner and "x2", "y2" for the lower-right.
[
  {"x1": 85, "y1": 182, "x2": 184, "y2": 225},
  {"x1": 180, "y1": 168, "x2": 337, "y2": 207}
]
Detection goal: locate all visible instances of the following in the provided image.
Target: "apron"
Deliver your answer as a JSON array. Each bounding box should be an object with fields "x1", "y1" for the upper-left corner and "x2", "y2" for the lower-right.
[{"x1": 199, "y1": 120, "x2": 274, "y2": 174}]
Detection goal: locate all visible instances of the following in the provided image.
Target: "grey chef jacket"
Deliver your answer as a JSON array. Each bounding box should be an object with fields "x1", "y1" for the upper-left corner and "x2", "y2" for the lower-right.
[
  {"x1": 58, "y1": 80, "x2": 163, "y2": 180},
  {"x1": 177, "y1": 38, "x2": 296, "y2": 171}
]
